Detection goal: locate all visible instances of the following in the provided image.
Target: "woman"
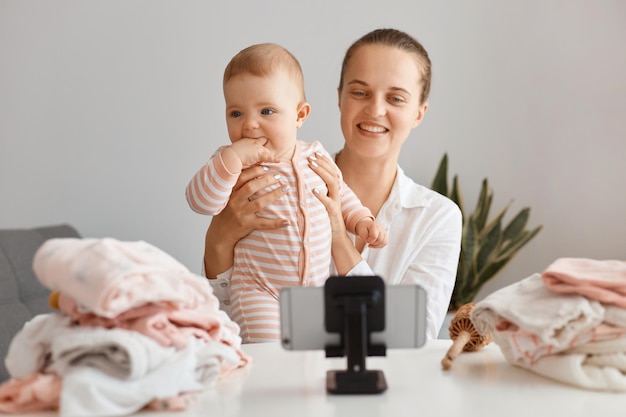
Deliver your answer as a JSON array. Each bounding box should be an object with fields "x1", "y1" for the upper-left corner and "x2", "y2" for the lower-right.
[{"x1": 203, "y1": 28, "x2": 462, "y2": 339}]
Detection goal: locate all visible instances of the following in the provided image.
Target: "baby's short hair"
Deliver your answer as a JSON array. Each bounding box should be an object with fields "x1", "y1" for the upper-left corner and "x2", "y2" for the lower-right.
[{"x1": 223, "y1": 43, "x2": 306, "y2": 101}]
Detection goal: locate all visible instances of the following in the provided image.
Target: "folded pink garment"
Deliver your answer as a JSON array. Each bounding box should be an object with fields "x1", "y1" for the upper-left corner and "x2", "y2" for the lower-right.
[
  {"x1": 58, "y1": 293, "x2": 243, "y2": 353},
  {"x1": 33, "y1": 238, "x2": 213, "y2": 318},
  {"x1": 493, "y1": 320, "x2": 626, "y2": 366},
  {"x1": 0, "y1": 374, "x2": 202, "y2": 414},
  {"x1": 542, "y1": 258, "x2": 626, "y2": 308},
  {"x1": 0, "y1": 373, "x2": 61, "y2": 413}
]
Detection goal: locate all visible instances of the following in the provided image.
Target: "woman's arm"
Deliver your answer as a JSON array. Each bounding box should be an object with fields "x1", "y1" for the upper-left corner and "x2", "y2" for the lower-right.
[{"x1": 203, "y1": 165, "x2": 290, "y2": 278}]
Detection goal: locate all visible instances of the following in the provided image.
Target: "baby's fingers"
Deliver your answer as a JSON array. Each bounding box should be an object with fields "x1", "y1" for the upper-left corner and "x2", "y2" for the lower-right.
[{"x1": 366, "y1": 228, "x2": 388, "y2": 248}]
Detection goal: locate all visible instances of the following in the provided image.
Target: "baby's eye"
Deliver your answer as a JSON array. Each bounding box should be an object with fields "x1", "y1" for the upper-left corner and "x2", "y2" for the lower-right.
[
  {"x1": 261, "y1": 108, "x2": 275, "y2": 115},
  {"x1": 231, "y1": 111, "x2": 242, "y2": 117}
]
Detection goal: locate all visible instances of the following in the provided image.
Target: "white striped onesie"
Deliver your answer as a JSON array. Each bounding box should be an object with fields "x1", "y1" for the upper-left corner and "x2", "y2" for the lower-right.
[{"x1": 185, "y1": 140, "x2": 373, "y2": 343}]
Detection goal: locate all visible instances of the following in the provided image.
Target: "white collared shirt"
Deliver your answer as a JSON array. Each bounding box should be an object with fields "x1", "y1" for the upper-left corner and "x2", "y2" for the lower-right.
[
  {"x1": 209, "y1": 165, "x2": 462, "y2": 340},
  {"x1": 338, "y1": 166, "x2": 462, "y2": 339}
]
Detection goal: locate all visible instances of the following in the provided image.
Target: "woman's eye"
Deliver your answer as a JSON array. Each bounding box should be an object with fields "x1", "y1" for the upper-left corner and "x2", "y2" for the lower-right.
[
  {"x1": 231, "y1": 111, "x2": 242, "y2": 117},
  {"x1": 351, "y1": 91, "x2": 366, "y2": 97},
  {"x1": 261, "y1": 108, "x2": 275, "y2": 115},
  {"x1": 390, "y1": 96, "x2": 405, "y2": 104}
]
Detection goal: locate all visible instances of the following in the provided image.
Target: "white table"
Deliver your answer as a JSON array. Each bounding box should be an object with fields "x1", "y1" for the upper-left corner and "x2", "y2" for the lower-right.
[
  {"x1": 20, "y1": 340, "x2": 625, "y2": 417},
  {"x1": 157, "y1": 340, "x2": 624, "y2": 417}
]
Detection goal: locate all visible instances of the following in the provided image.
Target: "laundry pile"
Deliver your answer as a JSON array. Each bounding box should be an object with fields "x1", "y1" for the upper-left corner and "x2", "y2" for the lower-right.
[
  {"x1": 471, "y1": 257, "x2": 626, "y2": 391},
  {"x1": 0, "y1": 237, "x2": 249, "y2": 416}
]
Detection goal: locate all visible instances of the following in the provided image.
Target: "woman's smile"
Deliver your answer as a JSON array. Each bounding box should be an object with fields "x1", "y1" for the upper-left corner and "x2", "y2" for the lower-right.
[{"x1": 358, "y1": 122, "x2": 388, "y2": 134}]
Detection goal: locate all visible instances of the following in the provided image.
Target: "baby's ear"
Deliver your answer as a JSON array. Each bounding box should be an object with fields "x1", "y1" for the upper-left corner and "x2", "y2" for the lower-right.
[{"x1": 296, "y1": 102, "x2": 311, "y2": 128}]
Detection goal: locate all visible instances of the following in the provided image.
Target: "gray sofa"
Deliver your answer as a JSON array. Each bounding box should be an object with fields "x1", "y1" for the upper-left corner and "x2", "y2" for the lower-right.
[{"x1": 0, "y1": 224, "x2": 81, "y2": 382}]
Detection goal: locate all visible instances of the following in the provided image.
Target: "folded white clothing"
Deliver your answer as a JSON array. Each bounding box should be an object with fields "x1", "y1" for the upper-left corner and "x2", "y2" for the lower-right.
[
  {"x1": 492, "y1": 322, "x2": 626, "y2": 366},
  {"x1": 4, "y1": 314, "x2": 72, "y2": 379},
  {"x1": 605, "y1": 304, "x2": 626, "y2": 327},
  {"x1": 48, "y1": 327, "x2": 177, "y2": 380},
  {"x1": 194, "y1": 338, "x2": 242, "y2": 383},
  {"x1": 59, "y1": 336, "x2": 235, "y2": 417},
  {"x1": 520, "y1": 352, "x2": 626, "y2": 392},
  {"x1": 493, "y1": 331, "x2": 626, "y2": 392},
  {"x1": 471, "y1": 273, "x2": 605, "y2": 346},
  {"x1": 568, "y1": 335, "x2": 626, "y2": 355},
  {"x1": 60, "y1": 338, "x2": 202, "y2": 417}
]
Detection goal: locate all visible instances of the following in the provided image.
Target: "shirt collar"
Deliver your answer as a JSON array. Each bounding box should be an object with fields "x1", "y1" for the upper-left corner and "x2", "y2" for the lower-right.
[{"x1": 394, "y1": 165, "x2": 430, "y2": 209}]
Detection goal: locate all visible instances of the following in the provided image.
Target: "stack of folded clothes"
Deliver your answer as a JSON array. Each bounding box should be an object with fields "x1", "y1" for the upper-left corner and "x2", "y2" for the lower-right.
[
  {"x1": 0, "y1": 238, "x2": 249, "y2": 416},
  {"x1": 471, "y1": 258, "x2": 626, "y2": 391}
]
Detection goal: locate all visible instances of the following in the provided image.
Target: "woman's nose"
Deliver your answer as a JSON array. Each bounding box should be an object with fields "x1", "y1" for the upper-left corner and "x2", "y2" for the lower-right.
[{"x1": 364, "y1": 95, "x2": 386, "y2": 117}]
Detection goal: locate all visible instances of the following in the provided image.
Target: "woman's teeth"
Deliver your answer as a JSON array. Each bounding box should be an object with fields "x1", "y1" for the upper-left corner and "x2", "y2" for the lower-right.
[{"x1": 359, "y1": 124, "x2": 386, "y2": 133}]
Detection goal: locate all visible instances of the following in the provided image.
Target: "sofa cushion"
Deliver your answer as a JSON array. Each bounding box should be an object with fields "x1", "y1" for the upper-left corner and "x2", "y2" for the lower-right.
[{"x1": 0, "y1": 224, "x2": 80, "y2": 382}]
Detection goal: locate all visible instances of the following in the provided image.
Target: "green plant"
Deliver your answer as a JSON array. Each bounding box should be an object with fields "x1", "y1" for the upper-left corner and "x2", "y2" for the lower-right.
[{"x1": 430, "y1": 154, "x2": 542, "y2": 311}]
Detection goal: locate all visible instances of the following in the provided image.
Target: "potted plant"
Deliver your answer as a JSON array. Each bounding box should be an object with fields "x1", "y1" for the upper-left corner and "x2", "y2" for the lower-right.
[{"x1": 430, "y1": 154, "x2": 542, "y2": 312}]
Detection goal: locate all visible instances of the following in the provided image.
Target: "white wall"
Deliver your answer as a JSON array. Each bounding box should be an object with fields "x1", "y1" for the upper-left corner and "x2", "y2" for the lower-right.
[{"x1": 2, "y1": 0, "x2": 625, "y2": 300}]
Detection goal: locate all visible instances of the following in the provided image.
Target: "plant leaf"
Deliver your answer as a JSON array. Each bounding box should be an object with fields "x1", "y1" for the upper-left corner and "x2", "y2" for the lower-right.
[
  {"x1": 450, "y1": 175, "x2": 464, "y2": 220},
  {"x1": 430, "y1": 153, "x2": 449, "y2": 196},
  {"x1": 475, "y1": 219, "x2": 502, "y2": 277},
  {"x1": 458, "y1": 216, "x2": 478, "y2": 299},
  {"x1": 472, "y1": 179, "x2": 492, "y2": 231},
  {"x1": 431, "y1": 153, "x2": 544, "y2": 311},
  {"x1": 473, "y1": 256, "x2": 513, "y2": 295},
  {"x1": 474, "y1": 225, "x2": 542, "y2": 293},
  {"x1": 498, "y1": 225, "x2": 543, "y2": 259},
  {"x1": 502, "y1": 207, "x2": 531, "y2": 243},
  {"x1": 477, "y1": 202, "x2": 510, "y2": 241}
]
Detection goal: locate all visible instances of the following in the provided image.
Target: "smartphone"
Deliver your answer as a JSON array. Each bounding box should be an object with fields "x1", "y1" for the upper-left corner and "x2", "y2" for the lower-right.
[{"x1": 280, "y1": 283, "x2": 427, "y2": 350}]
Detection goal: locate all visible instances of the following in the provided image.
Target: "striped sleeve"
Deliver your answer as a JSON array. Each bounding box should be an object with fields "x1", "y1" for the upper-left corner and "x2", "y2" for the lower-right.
[
  {"x1": 185, "y1": 150, "x2": 240, "y2": 215},
  {"x1": 339, "y1": 182, "x2": 374, "y2": 232}
]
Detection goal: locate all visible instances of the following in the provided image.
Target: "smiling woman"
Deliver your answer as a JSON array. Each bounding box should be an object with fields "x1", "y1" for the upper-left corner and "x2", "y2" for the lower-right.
[{"x1": 337, "y1": 45, "x2": 428, "y2": 169}]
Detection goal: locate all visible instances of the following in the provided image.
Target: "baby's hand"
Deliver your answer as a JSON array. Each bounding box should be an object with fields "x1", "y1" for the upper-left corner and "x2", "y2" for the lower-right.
[
  {"x1": 355, "y1": 218, "x2": 387, "y2": 249},
  {"x1": 228, "y1": 138, "x2": 277, "y2": 168}
]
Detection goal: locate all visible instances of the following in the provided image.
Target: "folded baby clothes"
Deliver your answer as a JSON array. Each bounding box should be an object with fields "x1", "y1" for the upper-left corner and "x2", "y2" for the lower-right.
[
  {"x1": 488, "y1": 321, "x2": 626, "y2": 366},
  {"x1": 56, "y1": 292, "x2": 243, "y2": 352},
  {"x1": 471, "y1": 273, "x2": 605, "y2": 347},
  {"x1": 4, "y1": 313, "x2": 72, "y2": 379},
  {"x1": 33, "y1": 238, "x2": 213, "y2": 318},
  {"x1": 0, "y1": 237, "x2": 251, "y2": 416},
  {"x1": 542, "y1": 258, "x2": 626, "y2": 308},
  {"x1": 472, "y1": 266, "x2": 626, "y2": 392},
  {"x1": 0, "y1": 373, "x2": 62, "y2": 413},
  {"x1": 48, "y1": 326, "x2": 178, "y2": 380},
  {"x1": 494, "y1": 332, "x2": 626, "y2": 392},
  {"x1": 59, "y1": 336, "x2": 236, "y2": 417}
]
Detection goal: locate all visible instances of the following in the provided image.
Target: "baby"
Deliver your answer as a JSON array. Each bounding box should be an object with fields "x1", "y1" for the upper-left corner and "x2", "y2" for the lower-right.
[{"x1": 185, "y1": 43, "x2": 386, "y2": 342}]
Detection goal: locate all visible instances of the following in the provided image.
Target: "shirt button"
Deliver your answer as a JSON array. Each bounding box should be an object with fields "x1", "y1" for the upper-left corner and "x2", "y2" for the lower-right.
[
  {"x1": 224, "y1": 300, "x2": 230, "y2": 305},
  {"x1": 220, "y1": 282, "x2": 228, "y2": 288}
]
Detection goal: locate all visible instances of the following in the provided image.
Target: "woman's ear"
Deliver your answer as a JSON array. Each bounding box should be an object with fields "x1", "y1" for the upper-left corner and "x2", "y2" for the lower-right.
[
  {"x1": 412, "y1": 102, "x2": 428, "y2": 128},
  {"x1": 296, "y1": 102, "x2": 311, "y2": 128}
]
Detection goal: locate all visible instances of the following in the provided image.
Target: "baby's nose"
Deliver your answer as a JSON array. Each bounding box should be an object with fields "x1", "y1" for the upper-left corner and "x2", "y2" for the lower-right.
[{"x1": 242, "y1": 115, "x2": 260, "y2": 131}]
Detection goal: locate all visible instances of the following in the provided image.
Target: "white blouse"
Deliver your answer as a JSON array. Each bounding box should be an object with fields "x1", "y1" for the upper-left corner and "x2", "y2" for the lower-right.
[{"x1": 208, "y1": 166, "x2": 462, "y2": 340}]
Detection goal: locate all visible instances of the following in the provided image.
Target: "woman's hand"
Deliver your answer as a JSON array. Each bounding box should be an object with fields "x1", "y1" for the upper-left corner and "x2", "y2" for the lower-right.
[
  {"x1": 308, "y1": 152, "x2": 363, "y2": 275},
  {"x1": 203, "y1": 165, "x2": 289, "y2": 277},
  {"x1": 308, "y1": 153, "x2": 346, "y2": 238}
]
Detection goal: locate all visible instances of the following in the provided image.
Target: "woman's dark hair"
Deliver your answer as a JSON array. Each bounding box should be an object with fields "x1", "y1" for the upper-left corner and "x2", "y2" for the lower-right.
[{"x1": 339, "y1": 28, "x2": 432, "y2": 104}]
